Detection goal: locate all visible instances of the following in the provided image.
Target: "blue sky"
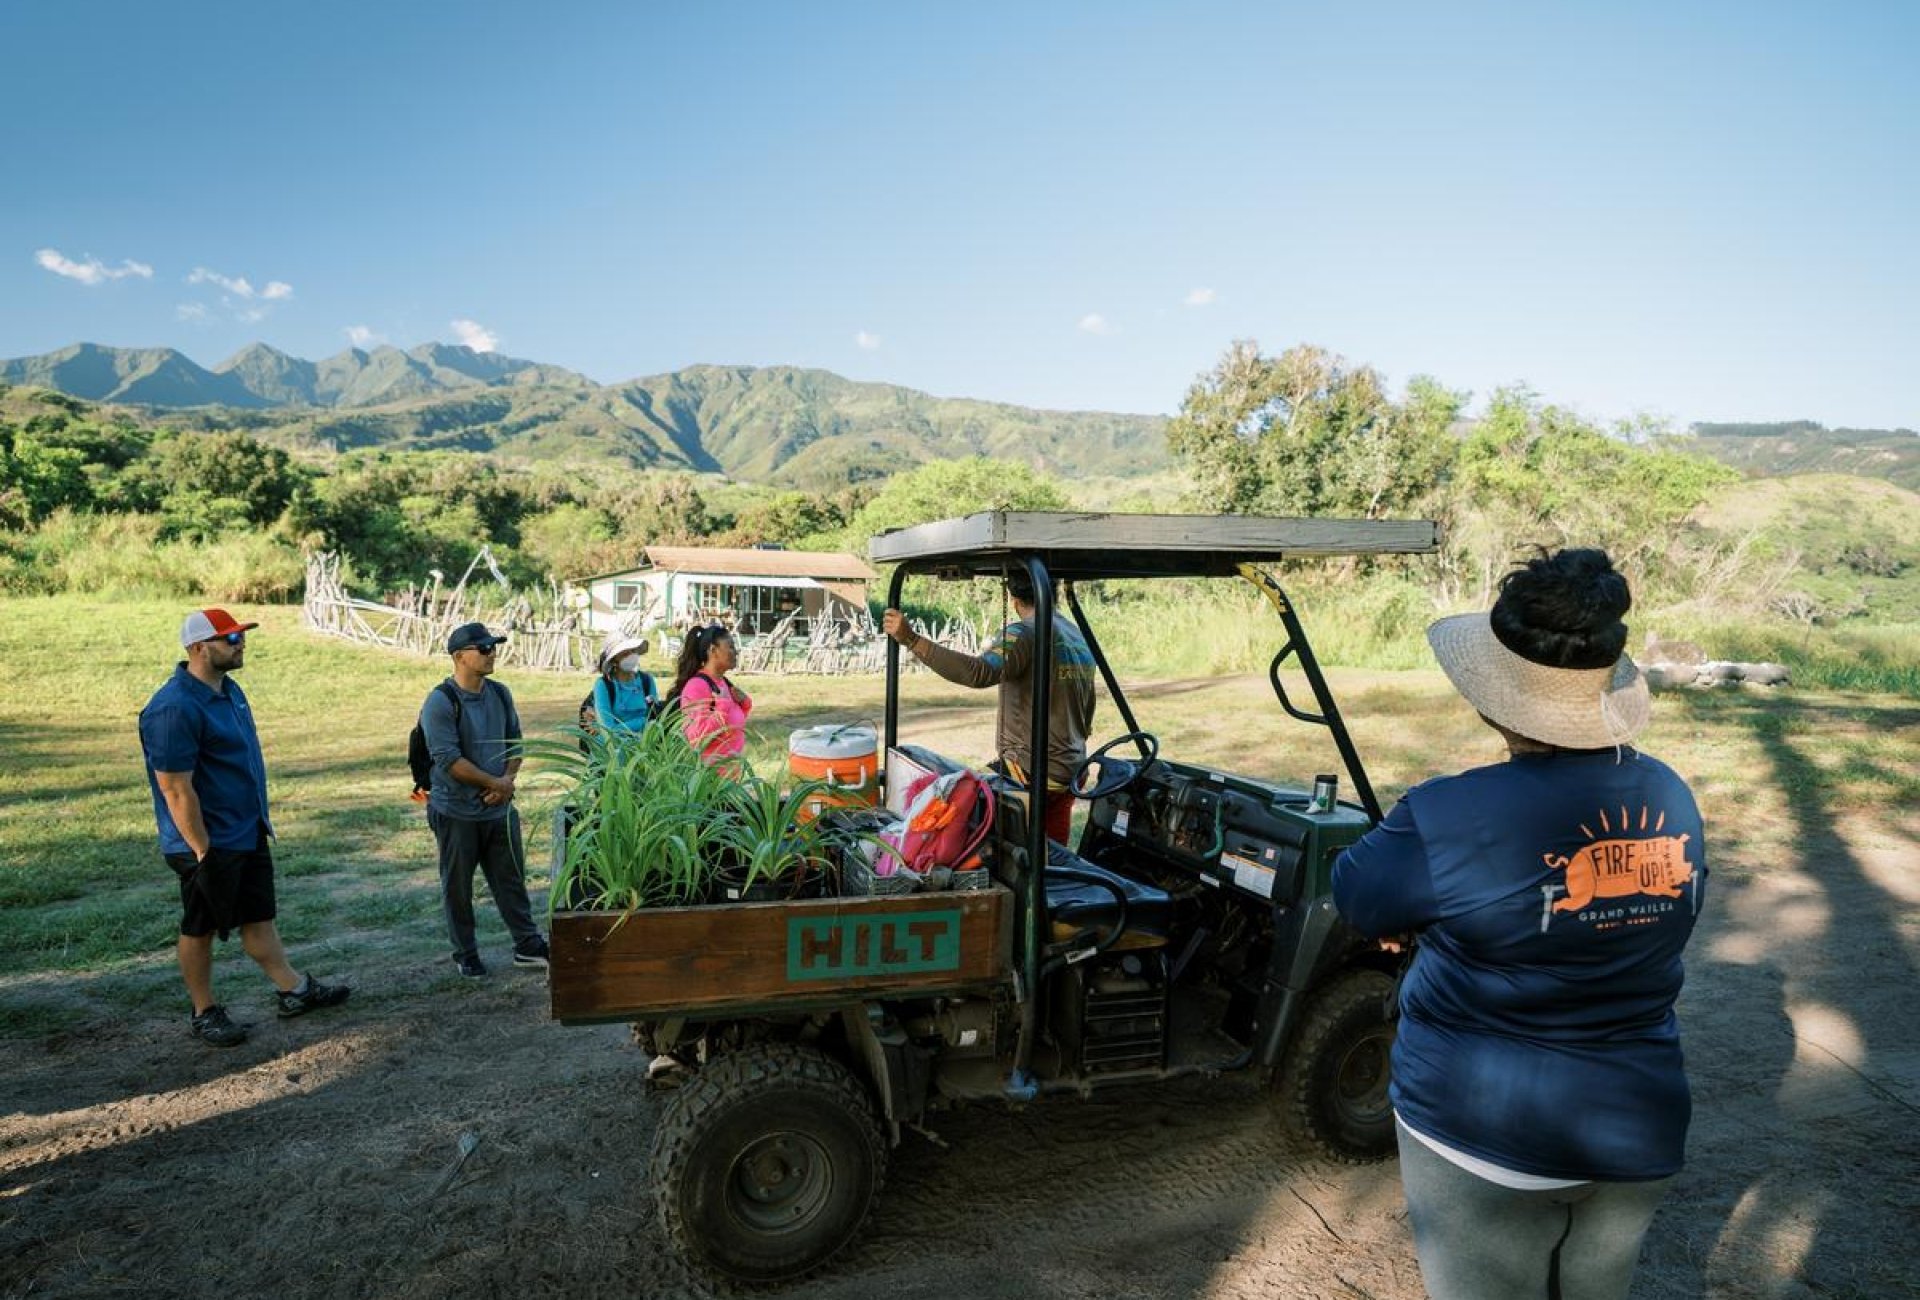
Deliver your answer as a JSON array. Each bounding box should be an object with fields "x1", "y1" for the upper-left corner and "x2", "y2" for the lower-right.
[{"x1": 3, "y1": 2, "x2": 1914, "y2": 428}]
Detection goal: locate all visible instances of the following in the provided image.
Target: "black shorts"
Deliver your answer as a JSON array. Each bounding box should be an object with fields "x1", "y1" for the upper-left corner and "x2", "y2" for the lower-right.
[{"x1": 165, "y1": 830, "x2": 276, "y2": 939}]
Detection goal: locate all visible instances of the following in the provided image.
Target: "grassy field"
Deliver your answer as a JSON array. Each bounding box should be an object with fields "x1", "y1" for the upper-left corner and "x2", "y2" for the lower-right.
[{"x1": 1, "y1": 593, "x2": 1915, "y2": 1039}]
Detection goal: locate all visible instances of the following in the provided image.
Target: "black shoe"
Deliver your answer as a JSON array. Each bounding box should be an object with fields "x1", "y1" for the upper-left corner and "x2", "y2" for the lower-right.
[
  {"x1": 277, "y1": 975, "x2": 351, "y2": 1019},
  {"x1": 512, "y1": 936, "x2": 550, "y2": 968},
  {"x1": 454, "y1": 952, "x2": 487, "y2": 979},
  {"x1": 191, "y1": 1004, "x2": 248, "y2": 1047}
]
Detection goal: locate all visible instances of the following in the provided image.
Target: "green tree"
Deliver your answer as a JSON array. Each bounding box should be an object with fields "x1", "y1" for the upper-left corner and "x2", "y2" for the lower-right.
[
  {"x1": 1441, "y1": 387, "x2": 1738, "y2": 602},
  {"x1": 845, "y1": 457, "x2": 1069, "y2": 540},
  {"x1": 1166, "y1": 341, "x2": 1463, "y2": 518},
  {"x1": 0, "y1": 427, "x2": 93, "y2": 524},
  {"x1": 595, "y1": 475, "x2": 715, "y2": 543},
  {"x1": 727, "y1": 490, "x2": 845, "y2": 546}
]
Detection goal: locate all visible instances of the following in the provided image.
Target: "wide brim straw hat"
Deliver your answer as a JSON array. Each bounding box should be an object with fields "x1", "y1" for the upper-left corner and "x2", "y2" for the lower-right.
[
  {"x1": 1426, "y1": 613, "x2": 1651, "y2": 750},
  {"x1": 597, "y1": 632, "x2": 649, "y2": 672}
]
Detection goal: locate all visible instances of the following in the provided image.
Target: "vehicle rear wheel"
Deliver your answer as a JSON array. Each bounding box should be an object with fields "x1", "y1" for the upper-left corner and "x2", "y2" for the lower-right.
[
  {"x1": 650, "y1": 1042, "x2": 887, "y2": 1285},
  {"x1": 1275, "y1": 968, "x2": 1397, "y2": 1163}
]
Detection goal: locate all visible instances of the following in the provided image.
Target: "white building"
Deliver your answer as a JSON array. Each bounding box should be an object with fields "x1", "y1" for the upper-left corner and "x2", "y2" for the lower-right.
[{"x1": 571, "y1": 546, "x2": 878, "y2": 638}]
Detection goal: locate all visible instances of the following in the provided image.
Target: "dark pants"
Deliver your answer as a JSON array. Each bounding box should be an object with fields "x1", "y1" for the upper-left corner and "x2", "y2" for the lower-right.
[{"x1": 428, "y1": 807, "x2": 539, "y2": 959}]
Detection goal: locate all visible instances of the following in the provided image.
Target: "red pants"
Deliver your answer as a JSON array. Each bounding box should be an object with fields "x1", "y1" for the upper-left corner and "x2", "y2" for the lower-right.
[{"x1": 1044, "y1": 790, "x2": 1074, "y2": 844}]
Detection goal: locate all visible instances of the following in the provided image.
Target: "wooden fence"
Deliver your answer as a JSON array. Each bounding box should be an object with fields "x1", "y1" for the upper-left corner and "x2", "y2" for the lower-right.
[{"x1": 302, "y1": 550, "x2": 989, "y2": 676}]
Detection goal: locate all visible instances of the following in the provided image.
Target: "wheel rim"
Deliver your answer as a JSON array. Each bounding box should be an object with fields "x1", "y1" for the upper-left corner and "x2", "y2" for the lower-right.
[
  {"x1": 1332, "y1": 1028, "x2": 1393, "y2": 1125},
  {"x1": 725, "y1": 1129, "x2": 835, "y2": 1235}
]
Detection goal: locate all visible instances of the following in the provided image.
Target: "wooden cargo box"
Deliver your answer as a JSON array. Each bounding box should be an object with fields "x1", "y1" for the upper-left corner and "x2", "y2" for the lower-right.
[{"x1": 549, "y1": 885, "x2": 1014, "y2": 1024}]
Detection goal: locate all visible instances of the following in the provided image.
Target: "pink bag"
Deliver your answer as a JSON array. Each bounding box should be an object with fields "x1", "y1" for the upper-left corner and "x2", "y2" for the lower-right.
[{"x1": 875, "y1": 769, "x2": 995, "y2": 877}]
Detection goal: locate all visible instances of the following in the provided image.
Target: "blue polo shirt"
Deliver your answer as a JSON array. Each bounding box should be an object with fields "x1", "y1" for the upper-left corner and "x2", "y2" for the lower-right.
[
  {"x1": 138, "y1": 663, "x2": 274, "y2": 856},
  {"x1": 1332, "y1": 749, "x2": 1707, "y2": 1181}
]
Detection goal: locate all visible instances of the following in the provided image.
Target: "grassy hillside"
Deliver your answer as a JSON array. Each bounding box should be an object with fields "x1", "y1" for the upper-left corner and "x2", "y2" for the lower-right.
[
  {"x1": 1689, "y1": 474, "x2": 1920, "y2": 622},
  {"x1": 1679, "y1": 421, "x2": 1920, "y2": 490}
]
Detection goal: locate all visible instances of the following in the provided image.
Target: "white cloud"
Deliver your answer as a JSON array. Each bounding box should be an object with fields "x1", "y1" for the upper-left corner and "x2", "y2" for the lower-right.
[
  {"x1": 188, "y1": 267, "x2": 257, "y2": 298},
  {"x1": 451, "y1": 319, "x2": 499, "y2": 352},
  {"x1": 36, "y1": 248, "x2": 153, "y2": 285},
  {"x1": 1184, "y1": 287, "x2": 1217, "y2": 307},
  {"x1": 181, "y1": 265, "x2": 294, "y2": 323},
  {"x1": 1078, "y1": 313, "x2": 1115, "y2": 336},
  {"x1": 854, "y1": 330, "x2": 882, "y2": 351},
  {"x1": 176, "y1": 302, "x2": 211, "y2": 323},
  {"x1": 344, "y1": 325, "x2": 386, "y2": 349}
]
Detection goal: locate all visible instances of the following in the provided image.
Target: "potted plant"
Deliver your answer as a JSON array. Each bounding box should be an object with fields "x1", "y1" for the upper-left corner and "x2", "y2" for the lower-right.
[
  {"x1": 530, "y1": 713, "x2": 736, "y2": 912},
  {"x1": 708, "y1": 773, "x2": 842, "y2": 902}
]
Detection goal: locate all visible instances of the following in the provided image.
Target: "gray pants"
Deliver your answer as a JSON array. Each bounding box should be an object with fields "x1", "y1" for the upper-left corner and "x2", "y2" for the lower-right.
[
  {"x1": 1395, "y1": 1119, "x2": 1674, "y2": 1300},
  {"x1": 428, "y1": 807, "x2": 539, "y2": 959}
]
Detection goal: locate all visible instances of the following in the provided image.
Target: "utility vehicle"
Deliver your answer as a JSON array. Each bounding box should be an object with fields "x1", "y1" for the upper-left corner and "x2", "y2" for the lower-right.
[{"x1": 548, "y1": 510, "x2": 1438, "y2": 1285}]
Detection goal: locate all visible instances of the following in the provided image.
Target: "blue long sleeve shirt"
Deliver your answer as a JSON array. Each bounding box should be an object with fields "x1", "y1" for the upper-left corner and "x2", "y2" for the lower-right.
[{"x1": 1333, "y1": 748, "x2": 1707, "y2": 1180}]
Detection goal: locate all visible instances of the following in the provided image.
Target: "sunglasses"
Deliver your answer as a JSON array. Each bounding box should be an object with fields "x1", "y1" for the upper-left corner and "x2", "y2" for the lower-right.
[
  {"x1": 204, "y1": 632, "x2": 246, "y2": 646},
  {"x1": 467, "y1": 644, "x2": 497, "y2": 656}
]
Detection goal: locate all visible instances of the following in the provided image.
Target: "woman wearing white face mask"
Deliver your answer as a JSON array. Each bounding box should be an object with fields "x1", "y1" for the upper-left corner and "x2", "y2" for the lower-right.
[{"x1": 583, "y1": 633, "x2": 659, "y2": 740}]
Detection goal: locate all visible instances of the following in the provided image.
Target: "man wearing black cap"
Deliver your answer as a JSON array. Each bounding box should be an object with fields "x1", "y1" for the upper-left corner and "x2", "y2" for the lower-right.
[{"x1": 420, "y1": 622, "x2": 548, "y2": 977}]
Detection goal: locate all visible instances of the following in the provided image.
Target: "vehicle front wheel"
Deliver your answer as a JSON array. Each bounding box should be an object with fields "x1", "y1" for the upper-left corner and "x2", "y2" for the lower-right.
[
  {"x1": 650, "y1": 1042, "x2": 887, "y2": 1285},
  {"x1": 1274, "y1": 968, "x2": 1397, "y2": 1163}
]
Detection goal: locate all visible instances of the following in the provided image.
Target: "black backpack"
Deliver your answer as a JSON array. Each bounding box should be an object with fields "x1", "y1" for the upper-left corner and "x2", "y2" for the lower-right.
[
  {"x1": 409, "y1": 680, "x2": 493, "y2": 798},
  {"x1": 577, "y1": 672, "x2": 661, "y2": 753}
]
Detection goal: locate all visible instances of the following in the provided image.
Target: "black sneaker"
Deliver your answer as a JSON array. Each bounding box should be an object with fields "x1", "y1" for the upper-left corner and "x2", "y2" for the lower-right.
[
  {"x1": 191, "y1": 1004, "x2": 248, "y2": 1048},
  {"x1": 277, "y1": 975, "x2": 351, "y2": 1019},
  {"x1": 454, "y1": 952, "x2": 487, "y2": 979},
  {"x1": 512, "y1": 936, "x2": 550, "y2": 968}
]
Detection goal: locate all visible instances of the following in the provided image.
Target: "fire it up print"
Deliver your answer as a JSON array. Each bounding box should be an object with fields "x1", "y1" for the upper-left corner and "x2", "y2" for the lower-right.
[{"x1": 1538, "y1": 805, "x2": 1698, "y2": 932}]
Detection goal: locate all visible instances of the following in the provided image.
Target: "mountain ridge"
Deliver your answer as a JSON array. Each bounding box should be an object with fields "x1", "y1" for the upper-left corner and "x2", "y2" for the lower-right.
[{"x1": 0, "y1": 342, "x2": 1170, "y2": 488}]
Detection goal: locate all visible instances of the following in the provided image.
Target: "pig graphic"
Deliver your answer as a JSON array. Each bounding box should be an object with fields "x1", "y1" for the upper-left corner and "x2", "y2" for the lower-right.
[{"x1": 1544, "y1": 834, "x2": 1693, "y2": 913}]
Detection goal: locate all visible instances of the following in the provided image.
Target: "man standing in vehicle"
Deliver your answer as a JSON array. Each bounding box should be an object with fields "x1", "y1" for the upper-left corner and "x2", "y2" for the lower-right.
[
  {"x1": 883, "y1": 570, "x2": 1096, "y2": 843},
  {"x1": 139, "y1": 608, "x2": 351, "y2": 1048},
  {"x1": 421, "y1": 621, "x2": 549, "y2": 978}
]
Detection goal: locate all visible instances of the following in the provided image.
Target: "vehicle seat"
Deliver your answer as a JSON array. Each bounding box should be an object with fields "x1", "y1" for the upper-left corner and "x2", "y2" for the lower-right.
[{"x1": 1045, "y1": 846, "x2": 1170, "y2": 950}]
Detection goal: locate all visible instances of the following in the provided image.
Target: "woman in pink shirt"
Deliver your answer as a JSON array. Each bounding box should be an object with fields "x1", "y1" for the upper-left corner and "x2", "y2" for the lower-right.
[{"x1": 668, "y1": 623, "x2": 753, "y2": 764}]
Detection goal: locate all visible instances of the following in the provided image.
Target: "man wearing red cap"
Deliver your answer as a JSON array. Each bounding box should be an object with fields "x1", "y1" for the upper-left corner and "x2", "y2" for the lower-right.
[{"x1": 139, "y1": 608, "x2": 350, "y2": 1048}]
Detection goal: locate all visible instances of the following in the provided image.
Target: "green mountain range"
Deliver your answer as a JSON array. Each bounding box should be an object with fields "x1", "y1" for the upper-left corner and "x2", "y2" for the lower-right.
[
  {"x1": 0, "y1": 343, "x2": 1170, "y2": 488},
  {"x1": 6, "y1": 342, "x2": 1913, "y2": 493}
]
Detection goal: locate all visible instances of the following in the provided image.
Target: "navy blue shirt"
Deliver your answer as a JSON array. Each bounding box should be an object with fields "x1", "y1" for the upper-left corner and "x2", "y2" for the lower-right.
[
  {"x1": 138, "y1": 663, "x2": 274, "y2": 856},
  {"x1": 1333, "y1": 749, "x2": 1707, "y2": 1180},
  {"x1": 421, "y1": 677, "x2": 521, "y2": 822}
]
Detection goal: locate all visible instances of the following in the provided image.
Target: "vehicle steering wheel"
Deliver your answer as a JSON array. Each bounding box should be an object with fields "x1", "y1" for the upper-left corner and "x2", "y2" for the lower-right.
[{"x1": 1070, "y1": 731, "x2": 1160, "y2": 801}]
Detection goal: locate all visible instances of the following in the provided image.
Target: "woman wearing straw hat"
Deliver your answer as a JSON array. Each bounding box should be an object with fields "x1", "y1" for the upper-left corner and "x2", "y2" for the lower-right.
[
  {"x1": 583, "y1": 632, "x2": 659, "y2": 740},
  {"x1": 1333, "y1": 548, "x2": 1707, "y2": 1300}
]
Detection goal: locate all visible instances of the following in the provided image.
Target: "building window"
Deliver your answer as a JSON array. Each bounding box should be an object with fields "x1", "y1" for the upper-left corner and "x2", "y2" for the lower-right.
[
  {"x1": 685, "y1": 582, "x2": 807, "y2": 635},
  {"x1": 612, "y1": 583, "x2": 642, "y2": 610}
]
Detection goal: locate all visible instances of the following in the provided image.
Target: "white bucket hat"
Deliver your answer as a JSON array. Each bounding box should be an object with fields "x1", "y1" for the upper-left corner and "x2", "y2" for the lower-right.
[
  {"x1": 598, "y1": 632, "x2": 650, "y2": 672},
  {"x1": 1427, "y1": 612, "x2": 1650, "y2": 750}
]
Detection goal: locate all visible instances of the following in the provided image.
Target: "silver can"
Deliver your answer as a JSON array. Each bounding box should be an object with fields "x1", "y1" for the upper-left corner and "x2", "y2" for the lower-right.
[{"x1": 1309, "y1": 774, "x2": 1338, "y2": 815}]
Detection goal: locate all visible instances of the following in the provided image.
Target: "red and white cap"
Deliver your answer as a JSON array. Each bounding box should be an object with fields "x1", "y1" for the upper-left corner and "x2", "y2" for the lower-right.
[{"x1": 180, "y1": 608, "x2": 260, "y2": 648}]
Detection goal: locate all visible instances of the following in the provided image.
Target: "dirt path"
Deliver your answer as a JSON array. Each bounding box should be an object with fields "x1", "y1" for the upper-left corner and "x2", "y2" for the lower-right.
[{"x1": 4, "y1": 816, "x2": 1917, "y2": 1300}]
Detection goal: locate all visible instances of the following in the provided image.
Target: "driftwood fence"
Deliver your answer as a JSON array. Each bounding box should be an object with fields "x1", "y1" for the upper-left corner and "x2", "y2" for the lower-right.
[
  {"x1": 302, "y1": 549, "x2": 990, "y2": 676},
  {"x1": 302, "y1": 550, "x2": 608, "y2": 671}
]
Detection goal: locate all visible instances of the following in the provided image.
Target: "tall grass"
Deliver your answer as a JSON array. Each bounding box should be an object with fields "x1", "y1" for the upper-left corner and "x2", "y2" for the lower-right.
[
  {"x1": 0, "y1": 510, "x2": 302, "y2": 601},
  {"x1": 893, "y1": 570, "x2": 1446, "y2": 678}
]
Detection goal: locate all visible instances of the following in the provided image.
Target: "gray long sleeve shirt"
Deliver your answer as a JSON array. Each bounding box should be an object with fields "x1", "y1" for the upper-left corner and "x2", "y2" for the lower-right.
[{"x1": 421, "y1": 677, "x2": 522, "y2": 821}]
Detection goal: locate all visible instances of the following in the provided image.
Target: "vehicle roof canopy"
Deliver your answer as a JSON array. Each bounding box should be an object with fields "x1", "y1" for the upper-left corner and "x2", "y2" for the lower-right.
[{"x1": 868, "y1": 511, "x2": 1439, "y2": 581}]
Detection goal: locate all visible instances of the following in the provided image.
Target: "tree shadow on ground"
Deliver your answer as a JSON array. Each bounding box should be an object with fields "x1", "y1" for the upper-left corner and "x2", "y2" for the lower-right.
[{"x1": 1636, "y1": 691, "x2": 1920, "y2": 1300}]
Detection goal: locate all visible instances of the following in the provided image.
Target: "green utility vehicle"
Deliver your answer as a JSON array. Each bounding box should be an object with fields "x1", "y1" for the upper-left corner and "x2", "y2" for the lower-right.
[{"x1": 549, "y1": 510, "x2": 1437, "y2": 1285}]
